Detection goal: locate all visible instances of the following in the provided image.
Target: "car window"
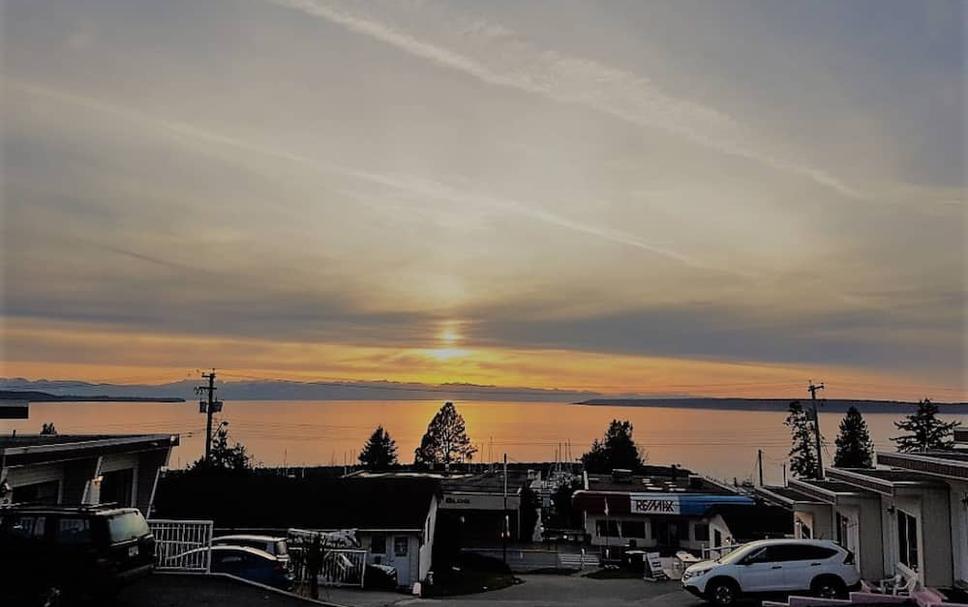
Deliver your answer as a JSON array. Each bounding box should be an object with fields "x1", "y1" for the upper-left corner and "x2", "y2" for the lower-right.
[
  {"x1": 743, "y1": 546, "x2": 771, "y2": 564},
  {"x1": 107, "y1": 512, "x2": 150, "y2": 543},
  {"x1": 1, "y1": 515, "x2": 46, "y2": 540},
  {"x1": 773, "y1": 544, "x2": 837, "y2": 562},
  {"x1": 56, "y1": 517, "x2": 92, "y2": 544}
]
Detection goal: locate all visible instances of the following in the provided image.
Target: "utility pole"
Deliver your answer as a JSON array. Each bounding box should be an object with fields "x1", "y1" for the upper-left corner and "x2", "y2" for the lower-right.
[
  {"x1": 782, "y1": 463, "x2": 787, "y2": 486},
  {"x1": 808, "y1": 381, "x2": 825, "y2": 479},
  {"x1": 502, "y1": 453, "x2": 508, "y2": 565},
  {"x1": 195, "y1": 370, "x2": 219, "y2": 463},
  {"x1": 757, "y1": 449, "x2": 764, "y2": 486}
]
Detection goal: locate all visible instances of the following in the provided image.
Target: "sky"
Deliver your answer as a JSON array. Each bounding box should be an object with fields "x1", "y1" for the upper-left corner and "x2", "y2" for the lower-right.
[{"x1": 1, "y1": 0, "x2": 965, "y2": 400}]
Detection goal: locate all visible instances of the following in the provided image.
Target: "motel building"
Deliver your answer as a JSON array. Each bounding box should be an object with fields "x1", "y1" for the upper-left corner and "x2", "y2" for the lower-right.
[
  {"x1": 0, "y1": 434, "x2": 179, "y2": 516},
  {"x1": 573, "y1": 469, "x2": 790, "y2": 554},
  {"x1": 758, "y1": 428, "x2": 968, "y2": 598}
]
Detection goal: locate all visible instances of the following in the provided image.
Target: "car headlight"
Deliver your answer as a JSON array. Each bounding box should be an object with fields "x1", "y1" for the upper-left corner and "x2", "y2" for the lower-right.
[{"x1": 683, "y1": 568, "x2": 711, "y2": 581}]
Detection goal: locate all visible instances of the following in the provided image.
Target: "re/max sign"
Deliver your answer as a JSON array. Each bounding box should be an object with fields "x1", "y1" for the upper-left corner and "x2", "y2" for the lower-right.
[{"x1": 629, "y1": 494, "x2": 681, "y2": 515}]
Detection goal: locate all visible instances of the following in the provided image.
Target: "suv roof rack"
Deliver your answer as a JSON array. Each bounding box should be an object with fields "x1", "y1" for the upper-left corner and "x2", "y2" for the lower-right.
[{"x1": 0, "y1": 502, "x2": 125, "y2": 513}]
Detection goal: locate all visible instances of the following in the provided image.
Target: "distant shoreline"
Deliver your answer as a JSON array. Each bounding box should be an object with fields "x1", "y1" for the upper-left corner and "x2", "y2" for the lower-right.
[{"x1": 576, "y1": 397, "x2": 968, "y2": 413}]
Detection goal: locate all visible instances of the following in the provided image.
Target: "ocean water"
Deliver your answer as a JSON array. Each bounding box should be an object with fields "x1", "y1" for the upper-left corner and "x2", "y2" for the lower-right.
[{"x1": 3, "y1": 400, "x2": 962, "y2": 485}]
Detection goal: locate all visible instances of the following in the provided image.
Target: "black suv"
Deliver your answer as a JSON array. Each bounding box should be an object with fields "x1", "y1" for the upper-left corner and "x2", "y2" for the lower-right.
[{"x1": 0, "y1": 504, "x2": 156, "y2": 605}]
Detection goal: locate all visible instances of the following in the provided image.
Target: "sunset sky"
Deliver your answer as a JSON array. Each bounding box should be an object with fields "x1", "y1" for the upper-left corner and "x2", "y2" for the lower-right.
[{"x1": 2, "y1": 0, "x2": 965, "y2": 400}]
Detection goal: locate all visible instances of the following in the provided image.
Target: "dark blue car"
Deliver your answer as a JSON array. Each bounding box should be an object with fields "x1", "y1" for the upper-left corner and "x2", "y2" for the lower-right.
[{"x1": 181, "y1": 545, "x2": 293, "y2": 590}]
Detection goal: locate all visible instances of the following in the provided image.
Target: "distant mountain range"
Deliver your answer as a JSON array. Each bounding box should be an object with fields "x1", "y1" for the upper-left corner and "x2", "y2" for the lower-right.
[
  {"x1": 0, "y1": 377, "x2": 607, "y2": 402},
  {"x1": 579, "y1": 397, "x2": 968, "y2": 413},
  {"x1": 2, "y1": 378, "x2": 963, "y2": 411}
]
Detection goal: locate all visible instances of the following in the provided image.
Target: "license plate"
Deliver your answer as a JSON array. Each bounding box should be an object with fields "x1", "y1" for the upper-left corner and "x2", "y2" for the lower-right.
[{"x1": 128, "y1": 546, "x2": 139, "y2": 557}]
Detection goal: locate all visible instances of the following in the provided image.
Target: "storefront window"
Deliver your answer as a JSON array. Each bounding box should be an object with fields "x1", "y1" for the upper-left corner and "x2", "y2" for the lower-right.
[
  {"x1": 595, "y1": 520, "x2": 619, "y2": 537},
  {"x1": 622, "y1": 521, "x2": 646, "y2": 538},
  {"x1": 897, "y1": 510, "x2": 918, "y2": 570}
]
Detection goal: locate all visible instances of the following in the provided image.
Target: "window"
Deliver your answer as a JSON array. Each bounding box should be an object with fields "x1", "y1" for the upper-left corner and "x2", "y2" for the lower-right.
[
  {"x1": 1, "y1": 515, "x2": 46, "y2": 540},
  {"x1": 595, "y1": 520, "x2": 619, "y2": 537},
  {"x1": 835, "y1": 512, "x2": 850, "y2": 548},
  {"x1": 100, "y1": 468, "x2": 134, "y2": 507},
  {"x1": 57, "y1": 518, "x2": 91, "y2": 545},
  {"x1": 107, "y1": 512, "x2": 149, "y2": 543},
  {"x1": 693, "y1": 523, "x2": 709, "y2": 542},
  {"x1": 370, "y1": 533, "x2": 387, "y2": 554},
  {"x1": 10, "y1": 480, "x2": 59, "y2": 505},
  {"x1": 677, "y1": 523, "x2": 690, "y2": 541},
  {"x1": 394, "y1": 536, "x2": 409, "y2": 557},
  {"x1": 771, "y1": 544, "x2": 838, "y2": 562},
  {"x1": 622, "y1": 521, "x2": 646, "y2": 538},
  {"x1": 897, "y1": 510, "x2": 919, "y2": 571}
]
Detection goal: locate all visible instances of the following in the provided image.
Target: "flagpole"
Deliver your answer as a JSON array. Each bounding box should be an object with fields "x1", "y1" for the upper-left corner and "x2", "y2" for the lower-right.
[{"x1": 604, "y1": 496, "x2": 609, "y2": 561}]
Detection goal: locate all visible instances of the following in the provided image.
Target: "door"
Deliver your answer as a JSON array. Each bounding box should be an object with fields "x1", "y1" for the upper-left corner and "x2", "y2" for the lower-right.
[
  {"x1": 387, "y1": 536, "x2": 411, "y2": 586},
  {"x1": 777, "y1": 545, "x2": 840, "y2": 591},
  {"x1": 737, "y1": 546, "x2": 787, "y2": 592}
]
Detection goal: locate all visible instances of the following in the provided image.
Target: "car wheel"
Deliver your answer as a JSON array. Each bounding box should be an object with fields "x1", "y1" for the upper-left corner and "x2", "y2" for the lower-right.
[
  {"x1": 706, "y1": 579, "x2": 740, "y2": 607},
  {"x1": 811, "y1": 576, "x2": 846, "y2": 599}
]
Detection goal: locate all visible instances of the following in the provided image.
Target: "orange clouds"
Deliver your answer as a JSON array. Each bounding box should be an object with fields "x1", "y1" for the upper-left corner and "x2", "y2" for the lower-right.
[{"x1": 3, "y1": 318, "x2": 962, "y2": 401}]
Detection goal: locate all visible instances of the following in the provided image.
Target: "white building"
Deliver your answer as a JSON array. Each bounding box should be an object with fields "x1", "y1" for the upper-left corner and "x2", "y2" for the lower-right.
[
  {"x1": 758, "y1": 428, "x2": 968, "y2": 596},
  {"x1": 0, "y1": 434, "x2": 179, "y2": 516}
]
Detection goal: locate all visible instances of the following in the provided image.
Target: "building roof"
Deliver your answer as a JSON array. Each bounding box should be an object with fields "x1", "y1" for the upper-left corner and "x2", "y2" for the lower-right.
[
  {"x1": 755, "y1": 485, "x2": 825, "y2": 507},
  {"x1": 787, "y1": 477, "x2": 880, "y2": 505},
  {"x1": 705, "y1": 503, "x2": 793, "y2": 542},
  {"x1": 0, "y1": 434, "x2": 179, "y2": 466},
  {"x1": 585, "y1": 471, "x2": 735, "y2": 495},
  {"x1": 877, "y1": 450, "x2": 968, "y2": 481},
  {"x1": 825, "y1": 467, "x2": 948, "y2": 496},
  {"x1": 315, "y1": 478, "x2": 439, "y2": 531},
  {"x1": 154, "y1": 473, "x2": 441, "y2": 532},
  {"x1": 349, "y1": 469, "x2": 529, "y2": 495}
]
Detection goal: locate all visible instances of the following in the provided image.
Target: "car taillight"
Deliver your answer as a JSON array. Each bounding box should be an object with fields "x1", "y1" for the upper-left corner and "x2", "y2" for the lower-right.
[{"x1": 844, "y1": 551, "x2": 855, "y2": 565}]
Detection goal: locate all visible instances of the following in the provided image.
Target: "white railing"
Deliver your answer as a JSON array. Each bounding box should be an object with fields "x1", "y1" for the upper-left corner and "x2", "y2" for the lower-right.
[
  {"x1": 318, "y1": 549, "x2": 368, "y2": 587},
  {"x1": 149, "y1": 519, "x2": 213, "y2": 573}
]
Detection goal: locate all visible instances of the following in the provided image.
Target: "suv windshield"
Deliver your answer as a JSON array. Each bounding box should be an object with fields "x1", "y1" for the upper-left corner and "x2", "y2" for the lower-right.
[{"x1": 107, "y1": 512, "x2": 150, "y2": 543}]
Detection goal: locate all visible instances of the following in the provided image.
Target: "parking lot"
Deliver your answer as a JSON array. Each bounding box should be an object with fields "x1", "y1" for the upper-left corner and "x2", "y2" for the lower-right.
[{"x1": 117, "y1": 572, "x2": 707, "y2": 607}]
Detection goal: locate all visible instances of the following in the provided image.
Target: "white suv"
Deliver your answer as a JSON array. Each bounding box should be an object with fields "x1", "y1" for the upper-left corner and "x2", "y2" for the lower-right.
[{"x1": 681, "y1": 539, "x2": 860, "y2": 606}]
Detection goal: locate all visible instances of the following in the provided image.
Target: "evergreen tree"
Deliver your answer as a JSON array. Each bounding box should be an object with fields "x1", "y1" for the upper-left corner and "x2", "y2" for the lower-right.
[
  {"x1": 785, "y1": 401, "x2": 820, "y2": 479},
  {"x1": 892, "y1": 398, "x2": 960, "y2": 453},
  {"x1": 191, "y1": 422, "x2": 252, "y2": 472},
  {"x1": 833, "y1": 406, "x2": 874, "y2": 468},
  {"x1": 358, "y1": 425, "x2": 398, "y2": 470},
  {"x1": 581, "y1": 419, "x2": 643, "y2": 473},
  {"x1": 414, "y1": 402, "x2": 477, "y2": 468}
]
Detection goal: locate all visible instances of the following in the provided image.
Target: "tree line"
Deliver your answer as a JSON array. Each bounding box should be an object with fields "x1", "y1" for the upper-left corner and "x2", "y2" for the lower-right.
[
  {"x1": 189, "y1": 395, "x2": 959, "y2": 480},
  {"x1": 785, "y1": 398, "x2": 960, "y2": 479}
]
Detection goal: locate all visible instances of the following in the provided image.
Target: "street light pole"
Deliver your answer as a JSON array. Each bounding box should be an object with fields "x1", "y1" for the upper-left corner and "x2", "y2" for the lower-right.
[
  {"x1": 809, "y1": 382, "x2": 825, "y2": 479},
  {"x1": 502, "y1": 453, "x2": 508, "y2": 565}
]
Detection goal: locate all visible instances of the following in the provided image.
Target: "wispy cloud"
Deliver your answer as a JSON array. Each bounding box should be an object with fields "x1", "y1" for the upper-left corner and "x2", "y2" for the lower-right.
[
  {"x1": 267, "y1": 0, "x2": 863, "y2": 198},
  {"x1": 8, "y1": 80, "x2": 723, "y2": 273}
]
